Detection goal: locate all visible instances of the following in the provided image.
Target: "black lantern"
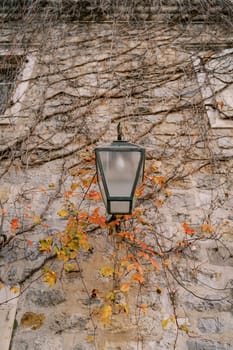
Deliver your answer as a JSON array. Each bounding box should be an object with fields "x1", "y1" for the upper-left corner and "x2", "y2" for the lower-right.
[{"x1": 95, "y1": 136, "x2": 145, "y2": 215}]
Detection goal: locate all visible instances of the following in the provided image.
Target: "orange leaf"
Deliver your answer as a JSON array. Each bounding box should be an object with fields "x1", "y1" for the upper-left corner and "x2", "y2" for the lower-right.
[
  {"x1": 135, "y1": 184, "x2": 145, "y2": 197},
  {"x1": 63, "y1": 191, "x2": 73, "y2": 199},
  {"x1": 86, "y1": 190, "x2": 102, "y2": 201},
  {"x1": 131, "y1": 272, "x2": 144, "y2": 284},
  {"x1": 150, "y1": 258, "x2": 160, "y2": 271},
  {"x1": 156, "y1": 199, "x2": 164, "y2": 207},
  {"x1": 201, "y1": 223, "x2": 215, "y2": 233},
  {"x1": 120, "y1": 283, "x2": 130, "y2": 292},
  {"x1": 38, "y1": 186, "x2": 47, "y2": 193},
  {"x1": 127, "y1": 263, "x2": 143, "y2": 274},
  {"x1": 10, "y1": 218, "x2": 20, "y2": 231},
  {"x1": 162, "y1": 259, "x2": 170, "y2": 267},
  {"x1": 140, "y1": 303, "x2": 147, "y2": 314},
  {"x1": 137, "y1": 251, "x2": 150, "y2": 260},
  {"x1": 152, "y1": 176, "x2": 166, "y2": 186},
  {"x1": 88, "y1": 208, "x2": 106, "y2": 226},
  {"x1": 118, "y1": 231, "x2": 135, "y2": 241},
  {"x1": 182, "y1": 222, "x2": 195, "y2": 235}
]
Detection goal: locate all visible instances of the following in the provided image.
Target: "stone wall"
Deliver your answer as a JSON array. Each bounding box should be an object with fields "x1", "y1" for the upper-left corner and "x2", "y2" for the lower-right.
[{"x1": 0, "y1": 2, "x2": 233, "y2": 350}]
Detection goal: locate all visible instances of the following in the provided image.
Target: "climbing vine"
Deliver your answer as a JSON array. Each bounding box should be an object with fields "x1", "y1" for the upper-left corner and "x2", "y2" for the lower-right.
[{"x1": 0, "y1": 1, "x2": 233, "y2": 349}]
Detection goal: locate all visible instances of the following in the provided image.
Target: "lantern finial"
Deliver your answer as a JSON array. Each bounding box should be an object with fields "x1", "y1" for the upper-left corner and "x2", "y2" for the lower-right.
[{"x1": 117, "y1": 123, "x2": 123, "y2": 141}]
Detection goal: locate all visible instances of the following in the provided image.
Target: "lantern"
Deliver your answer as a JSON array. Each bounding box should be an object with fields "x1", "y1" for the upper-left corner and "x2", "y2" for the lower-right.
[{"x1": 95, "y1": 140, "x2": 145, "y2": 214}]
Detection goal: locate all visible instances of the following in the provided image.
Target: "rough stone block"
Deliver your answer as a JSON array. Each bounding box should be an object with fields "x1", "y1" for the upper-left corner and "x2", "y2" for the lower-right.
[
  {"x1": 218, "y1": 137, "x2": 233, "y2": 149},
  {"x1": 198, "y1": 317, "x2": 224, "y2": 333}
]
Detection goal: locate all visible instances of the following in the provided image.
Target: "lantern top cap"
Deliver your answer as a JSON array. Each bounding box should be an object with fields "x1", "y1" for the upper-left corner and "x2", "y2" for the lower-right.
[{"x1": 95, "y1": 140, "x2": 145, "y2": 151}]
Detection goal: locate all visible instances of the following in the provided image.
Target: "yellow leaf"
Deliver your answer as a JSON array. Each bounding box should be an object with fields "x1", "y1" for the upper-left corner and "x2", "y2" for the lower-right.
[
  {"x1": 71, "y1": 182, "x2": 80, "y2": 191},
  {"x1": 123, "y1": 304, "x2": 129, "y2": 314},
  {"x1": 79, "y1": 234, "x2": 91, "y2": 250},
  {"x1": 0, "y1": 282, "x2": 3, "y2": 289},
  {"x1": 49, "y1": 183, "x2": 55, "y2": 188},
  {"x1": 179, "y1": 324, "x2": 189, "y2": 333},
  {"x1": 39, "y1": 237, "x2": 53, "y2": 253},
  {"x1": 57, "y1": 209, "x2": 69, "y2": 218},
  {"x1": 120, "y1": 283, "x2": 130, "y2": 293},
  {"x1": 86, "y1": 335, "x2": 94, "y2": 342},
  {"x1": 64, "y1": 263, "x2": 77, "y2": 272},
  {"x1": 43, "y1": 270, "x2": 57, "y2": 287},
  {"x1": 105, "y1": 292, "x2": 116, "y2": 301},
  {"x1": 170, "y1": 316, "x2": 176, "y2": 324},
  {"x1": 100, "y1": 305, "x2": 112, "y2": 325},
  {"x1": 100, "y1": 266, "x2": 114, "y2": 277},
  {"x1": 162, "y1": 319, "x2": 169, "y2": 328},
  {"x1": 33, "y1": 215, "x2": 41, "y2": 225},
  {"x1": 10, "y1": 286, "x2": 19, "y2": 294}
]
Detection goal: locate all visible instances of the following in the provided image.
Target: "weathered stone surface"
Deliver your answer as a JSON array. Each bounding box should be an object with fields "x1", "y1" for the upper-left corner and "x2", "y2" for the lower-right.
[
  {"x1": 72, "y1": 345, "x2": 89, "y2": 350},
  {"x1": 187, "y1": 339, "x2": 233, "y2": 350},
  {"x1": 208, "y1": 247, "x2": 233, "y2": 267},
  {"x1": 50, "y1": 312, "x2": 89, "y2": 333},
  {"x1": 26, "y1": 289, "x2": 66, "y2": 307}
]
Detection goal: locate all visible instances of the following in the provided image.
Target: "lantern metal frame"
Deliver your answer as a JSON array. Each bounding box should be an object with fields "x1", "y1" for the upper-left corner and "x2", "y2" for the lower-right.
[{"x1": 95, "y1": 140, "x2": 145, "y2": 215}]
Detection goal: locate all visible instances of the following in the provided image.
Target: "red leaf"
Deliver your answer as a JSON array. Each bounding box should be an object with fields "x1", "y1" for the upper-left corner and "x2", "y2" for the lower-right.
[{"x1": 25, "y1": 239, "x2": 33, "y2": 247}]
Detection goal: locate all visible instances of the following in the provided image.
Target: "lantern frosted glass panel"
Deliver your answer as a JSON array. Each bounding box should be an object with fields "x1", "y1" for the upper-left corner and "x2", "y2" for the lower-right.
[
  {"x1": 99, "y1": 151, "x2": 141, "y2": 197},
  {"x1": 110, "y1": 201, "x2": 130, "y2": 214}
]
